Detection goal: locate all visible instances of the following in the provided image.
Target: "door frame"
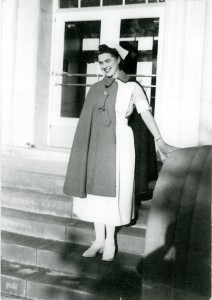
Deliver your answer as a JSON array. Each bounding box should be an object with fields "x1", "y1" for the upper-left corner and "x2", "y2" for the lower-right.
[{"x1": 47, "y1": 4, "x2": 165, "y2": 147}]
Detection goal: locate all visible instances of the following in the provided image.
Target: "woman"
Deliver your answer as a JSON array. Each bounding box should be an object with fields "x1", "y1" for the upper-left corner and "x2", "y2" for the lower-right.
[{"x1": 63, "y1": 44, "x2": 178, "y2": 261}]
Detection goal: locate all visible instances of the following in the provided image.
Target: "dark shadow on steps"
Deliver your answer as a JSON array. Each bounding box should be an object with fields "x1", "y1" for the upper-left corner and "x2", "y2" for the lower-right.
[
  {"x1": 44, "y1": 232, "x2": 142, "y2": 299},
  {"x1": 138, "y1": 223, "x2": 211, "y2": 300},
  {"x1": 88, "y1": 262, "x2": 141, "y2": 300},
  {"x1": 138, "y1": 222, "x2": 211, "y2": 297},
  {"x1": 137, "y1": 146, "x2": 211, "y2": 300}
]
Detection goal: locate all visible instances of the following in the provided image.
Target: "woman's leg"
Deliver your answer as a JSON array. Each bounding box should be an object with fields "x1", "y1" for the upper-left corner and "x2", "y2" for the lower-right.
[
  {"x1": 103, "y1": 225, "x2": 116, "y2": 261},
  {"x1": 105, "y1": 225, "x2": 115, "y2": 244},
  {"x1": 94, "y1": 222, "x2": 106, "y2": 243},
  {"x1": 82, "y1": 222, "x2": 105, "y2": 257}
]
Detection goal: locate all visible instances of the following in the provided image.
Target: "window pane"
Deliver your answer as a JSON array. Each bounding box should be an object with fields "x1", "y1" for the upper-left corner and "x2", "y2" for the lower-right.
[
  {"x1": 60, "y1": 0, "x2": 78, "y2": 8},
  {"x1": 121, "y1": 18, "x2": 159, "y2": 37},
  {"x1": 61, "y1": 21, "x2": 101, "y2": 118},
  {"x1": 120, "y1": 18, "x2": 159, "y2": 114},
  {"x1": 125, "y1": 0, "x2": 145, "y2": 4},
  {"x1": 148, "y1": 0, "x2": 165, "y2": 2},
  {"x1": 81, "y1": 0, "x2": 100, "y2": 7},
  {"x1": 103, "y1": 0, "x2": 122, "y2": 6}
]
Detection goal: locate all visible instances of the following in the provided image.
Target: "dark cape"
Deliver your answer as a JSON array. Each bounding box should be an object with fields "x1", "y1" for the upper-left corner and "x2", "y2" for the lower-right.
[
  {"x1": 63, "y1": 71, "x2": 158, "y2": 198},
  {"x1": 128, "y1": 81, "x2": 158, "y2": 196}
]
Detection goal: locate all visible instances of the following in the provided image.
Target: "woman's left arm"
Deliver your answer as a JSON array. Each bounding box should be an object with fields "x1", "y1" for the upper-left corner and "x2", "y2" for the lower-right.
[{"x1": 140, "y1": 110, "x2": 179, "y2": 156}]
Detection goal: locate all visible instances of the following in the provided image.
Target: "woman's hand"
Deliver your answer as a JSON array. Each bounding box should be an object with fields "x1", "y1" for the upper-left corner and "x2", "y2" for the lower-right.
[
  {"x1": 157, "y1": 139, "x2": 180, "y2": 157},
  {"x1": 139, "y1": 111, "x2": 180, "y2": 157}
]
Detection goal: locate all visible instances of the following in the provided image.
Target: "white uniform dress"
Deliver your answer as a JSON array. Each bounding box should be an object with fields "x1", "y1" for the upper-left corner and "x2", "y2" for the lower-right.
[{"x1": 73, "y1": 80, "x2": 151, "y2": 226}]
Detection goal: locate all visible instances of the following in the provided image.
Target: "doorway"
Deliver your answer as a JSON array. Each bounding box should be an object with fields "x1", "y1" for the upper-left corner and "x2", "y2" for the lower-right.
[{"x1": 49, "y1": 6, "x2": 164, "y2": 148}]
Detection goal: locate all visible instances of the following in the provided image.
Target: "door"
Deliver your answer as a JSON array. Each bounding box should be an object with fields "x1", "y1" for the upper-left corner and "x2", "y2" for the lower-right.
[{"x1": 49, "y1": 6, "x2": 164, "y2": 148}]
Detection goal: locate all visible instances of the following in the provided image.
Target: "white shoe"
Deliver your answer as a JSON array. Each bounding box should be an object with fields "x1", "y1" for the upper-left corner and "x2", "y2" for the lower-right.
[
  {"x1": 102, "y1": 242, "x2": 116, "y2": 261},
  {"x1": 82, "y1": 241, "x2": 104, "y2": 257}
]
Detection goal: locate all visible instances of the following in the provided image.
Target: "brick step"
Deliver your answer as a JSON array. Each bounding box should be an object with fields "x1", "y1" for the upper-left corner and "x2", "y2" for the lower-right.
[
  {"x1": 1, "y1": 186, "x2": 150, "y2": 228},
  {"x1": 2, "y1": 167, "x2": 65, "y2": 195},
  {"x1": 1, "y1": 260, "x2": 141, "y2": 300},
  {"x1": 1, "y1": 151, "x2": 68, "y2": 176},
  {"x1": 1, "y1": 231, "x2": 142, "y2": 280},
  {"x1": 1, "y1": 150, "x2": 67, "y2": 195},
  {"x1": 1, "y1": 187, "x2": 72, "y2": 218},
  {"x1": 1, "y1": 208, "x2": 146, "y2": 255},
  {"x1": 2, "y1": 150, "x2": 158, "y2": 197},
  {"x1": 1, "y1": 294, "x2": 30, "y2": 300}
]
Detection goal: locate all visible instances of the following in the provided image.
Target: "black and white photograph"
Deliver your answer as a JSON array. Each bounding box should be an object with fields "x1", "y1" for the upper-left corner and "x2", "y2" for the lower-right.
[{"x1": 1, "y1": 0, "x2": 212, "y2": 299}]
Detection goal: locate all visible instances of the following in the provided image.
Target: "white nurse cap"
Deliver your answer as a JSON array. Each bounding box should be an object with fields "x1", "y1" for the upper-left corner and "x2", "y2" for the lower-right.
[{"x1": 101, "y1": 41, "x2": 129, "y2": 60}]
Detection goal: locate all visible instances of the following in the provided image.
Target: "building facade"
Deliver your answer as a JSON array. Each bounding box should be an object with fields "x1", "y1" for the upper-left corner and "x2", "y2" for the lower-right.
[{"x1": 2, "y1": 0, "x2": 212, "y2": 162}]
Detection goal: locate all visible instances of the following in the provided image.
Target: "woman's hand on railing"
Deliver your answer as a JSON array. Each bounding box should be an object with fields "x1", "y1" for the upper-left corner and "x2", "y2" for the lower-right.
[{"x1": 157, "y1": 139, "x2": 180, "y2": 157}]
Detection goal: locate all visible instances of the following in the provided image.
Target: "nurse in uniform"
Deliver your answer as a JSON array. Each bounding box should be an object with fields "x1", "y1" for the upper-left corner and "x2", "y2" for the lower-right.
[{"x1": 63, "y1": 44, "x2": 178, "y2": 261}]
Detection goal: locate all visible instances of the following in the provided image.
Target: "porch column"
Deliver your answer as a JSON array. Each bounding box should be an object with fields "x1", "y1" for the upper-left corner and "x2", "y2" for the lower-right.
[
  {"x1": 155, "y1": 0, "x2": 211, "y2": 147},
  {"x1": 2, "y1": 0, "x2": 18, "y2": 145},
  {"x1": 34, "y1": 0, "x2": 53, "y2": 147},
  {"x1": 12, "y1": 0, "x2": 40, "y2": 146}
]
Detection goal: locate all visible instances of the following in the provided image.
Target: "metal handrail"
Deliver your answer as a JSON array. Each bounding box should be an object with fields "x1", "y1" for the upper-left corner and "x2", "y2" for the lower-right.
[
  {"x1": 55, "y1": 83, "x2": 156, "y2": 88},
  {"x1": 55, "y1": 72, "x2": 157, "y2": 89},
  {"x1": 56, "y1": 83, "x2": 93, "y2": 87},
  {"x1": 56, "y1": 72, "x2": 157, "y2": 78},
  {"x1": 56, "y1": 73, "x2": 103, "y2": 78}
]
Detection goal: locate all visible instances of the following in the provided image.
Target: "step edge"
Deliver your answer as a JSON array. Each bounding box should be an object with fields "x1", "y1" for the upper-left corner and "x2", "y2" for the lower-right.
[
  {"x1": 1, "y1": 207, "x2": 72, "y2": 225},
  {"x1": 1, "y1": 231, "x2": 143, "y2": 259},
  {"x1": 1, "y1": 186, "x2": 71, "y2": 202},
  {"x1": 2, "y1": 208, "x2": 146, "y2": 237},
  {"x1": 1, "y1": 262, "x2": 111, "y2": 300}
]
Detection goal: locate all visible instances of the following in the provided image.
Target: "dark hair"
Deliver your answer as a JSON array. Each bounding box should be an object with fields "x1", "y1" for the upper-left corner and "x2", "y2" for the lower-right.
[
  {"x1": 97, "y1": 44, "x2": 123, "y2": 69},
  {"x1": 97, "y1": 44, "x2": 120, "y2": 58}
]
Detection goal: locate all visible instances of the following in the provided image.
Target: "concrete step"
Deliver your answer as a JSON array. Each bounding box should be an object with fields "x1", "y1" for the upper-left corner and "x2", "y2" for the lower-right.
[
  {"x1": 1, "y1": 148, "x2": 158, "y2": 196},
  {"x1": 1, "y1": 186, "x2": 150, "y2": 228},
  {"x1": 1, "y1": 231, "x2": 142, "y2": 280},
  {"x1": 1, "y1": 150, "x2": 68, "y2": 176},
  {"x1": 1, "y1": 149, "x2": 68, "y2": 194},
  {"x1": 1, "y1": 207, "x2": 70, "y2": 242},
  {"x1": 1, "y1": 294, "x2": 30, "y2": 300},
  {"x1": 1, "y1": 208, "x2": 146, "y2": 255},
  {"x1": 1, "y1": 187, "x2": 72, "y2": 218},
  {"x1": 1, "y1": 260, "x2": 141, "y2": 300},
  {"x1": 1, "y1": 166, "x2": 65, "y2": 195}
]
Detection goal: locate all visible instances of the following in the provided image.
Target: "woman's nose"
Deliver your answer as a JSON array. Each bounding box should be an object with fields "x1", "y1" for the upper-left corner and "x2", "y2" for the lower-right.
[{"x1": 103, "y1": 62, "x2": 108, "y2": 69}]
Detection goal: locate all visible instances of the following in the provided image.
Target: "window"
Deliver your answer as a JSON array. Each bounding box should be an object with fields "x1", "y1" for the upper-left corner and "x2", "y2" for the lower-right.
[
  {"x1": 61, "y1": 21, "x2": 101, "y2": 118},
  {"x1": 59, "y1": 0, "x2": 165, "y2": 8}
]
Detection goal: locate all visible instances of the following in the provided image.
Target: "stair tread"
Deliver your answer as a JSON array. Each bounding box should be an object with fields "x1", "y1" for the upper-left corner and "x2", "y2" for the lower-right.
[
  {"x1": 1, "y1": 294, "x2": 29, "y2": 300},
  {"x1": 2, "y1": 260, "x2": 141, "y2": 300},
  {"x1": 2, "y1": 207, "x2": 146, "y2": 237},
  {"x1": 1, "y1": 260, "x2": 102, "y2": 292},
  {"x1": 2, "y1": 186, "x2": 150, "y2": 228},
  {"x1": 1, "y1": 231, "x2": 142, "y2": 267},
  {"x1": 1, "y1": 231, "x2": 51, "y2": 248},
  {"x1": 2, "y1": 207, "x2": 72, "y2": 225},
  {"x1": 2, "y1": 154, "x2": 67, "y2": 176},
  {"x1": 1, "y1": 186, "x2": 71, "y2": 202}
]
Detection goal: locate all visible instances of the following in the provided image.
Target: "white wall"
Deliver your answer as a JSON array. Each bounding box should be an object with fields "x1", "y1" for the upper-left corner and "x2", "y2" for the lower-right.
[
  {"x1": 2, "y1": 0, "x2": 211, "y2": 150},
  {"x1": 12, "y1": 0, "x2": 40, "y2": 146},
  {"x1": 34, "y1": 0, "x2": 53, "y2": 147},
  {"x1": 155, "y1": 0, "x2": 212, "y2": 148},
  {"x1": 2, "y1": 0, "x2": 53, "y2": 148},
  {"x1": 2, "y1": 0, "x2": 41, "y2": 147},
  {"x1": 2, "y1": 0, "x2": 18, "y2": 145}
]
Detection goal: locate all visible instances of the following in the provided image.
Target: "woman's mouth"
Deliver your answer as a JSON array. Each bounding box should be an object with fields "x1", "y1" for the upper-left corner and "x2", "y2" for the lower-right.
[{"x1": 104, "y1": 68, "x2": 111, "y2": 73}]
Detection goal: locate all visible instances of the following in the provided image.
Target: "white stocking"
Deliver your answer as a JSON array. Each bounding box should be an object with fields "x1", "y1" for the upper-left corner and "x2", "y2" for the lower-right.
[
  {"x1": 94, "y1": 222, "x2": 105, "y2": 243},
  {"x1": 105, "y1": 225, "x2": 115, "y2": 245}
]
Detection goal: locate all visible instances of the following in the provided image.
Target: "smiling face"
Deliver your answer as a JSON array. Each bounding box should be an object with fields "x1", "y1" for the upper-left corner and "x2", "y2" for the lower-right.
[{"x1": 98, "y1": 53, "x2": 121, "y2": 78}]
